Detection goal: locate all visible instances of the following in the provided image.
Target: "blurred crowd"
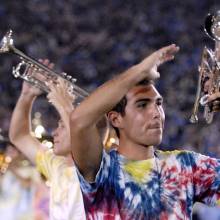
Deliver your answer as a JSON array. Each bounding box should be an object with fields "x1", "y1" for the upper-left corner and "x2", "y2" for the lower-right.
[{"x1": 0, "y1": 0, "x2": 220, "y2": 219}]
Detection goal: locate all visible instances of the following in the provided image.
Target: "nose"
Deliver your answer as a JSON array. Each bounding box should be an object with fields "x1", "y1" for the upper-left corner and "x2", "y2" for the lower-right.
[{"x1": 153, "y1": 104, "x2": 161, "y2": 118}]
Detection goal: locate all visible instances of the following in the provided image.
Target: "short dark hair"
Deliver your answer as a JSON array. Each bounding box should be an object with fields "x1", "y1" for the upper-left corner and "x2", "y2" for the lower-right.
[{"x1": 109, "y1": 79, "x2": 153, "y2": 137}]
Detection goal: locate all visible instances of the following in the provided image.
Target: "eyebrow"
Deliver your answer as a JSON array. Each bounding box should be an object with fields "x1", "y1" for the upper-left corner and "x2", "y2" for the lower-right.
[
  {"x1": 135, "y1": 97, "x2": 163, "y2": 104},
  {"x1": 135, "y1": 98, "x2": 151, "y2": 104}
]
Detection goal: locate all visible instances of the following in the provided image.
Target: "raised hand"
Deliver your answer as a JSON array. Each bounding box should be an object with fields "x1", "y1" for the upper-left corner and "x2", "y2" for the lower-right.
[
  {"x1": 21, "y1": 59, "x2": 54, "y2": 97},
  {"x1": 20, "y1": 81, "x2": 42, "y2": 97},
  {"x1": 207, "y1": 92, "x2": 220, "y2": 112},
  {"x1": 47, "y1": 78, "x2": 76, "y2": 128},
  {"x1": 137, "y1": 44, "x2": 180, "y2": 80}
]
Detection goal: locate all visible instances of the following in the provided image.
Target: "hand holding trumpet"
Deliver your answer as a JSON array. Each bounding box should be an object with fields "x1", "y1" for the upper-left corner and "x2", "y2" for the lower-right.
[{"x1": 20, "y1": 59, "x2": 54, "y2": 97}]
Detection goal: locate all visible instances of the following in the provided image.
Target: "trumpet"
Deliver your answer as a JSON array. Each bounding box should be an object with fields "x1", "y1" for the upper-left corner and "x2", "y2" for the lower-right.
[
  {"x1": 0, "y1": 30, "x2": 89, "y2": 100},
  {"x1": 190, "y1": 11, "x2": 220, "y2": 124},
  {"x1": 0, "y1": 30, "x2": 110, "y2": 144}
]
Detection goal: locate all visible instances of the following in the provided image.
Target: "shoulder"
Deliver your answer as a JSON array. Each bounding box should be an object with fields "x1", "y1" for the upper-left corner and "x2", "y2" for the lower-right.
[
  {"x1": 36, "y1": 149, "x2": 66, "y2": 164},
  {"x1": 156, "y1": 149, "x2": 198, "y2": 167},
  {"x1": 157, "y1": 149, "x2": 195, "y2": 158},
  {"x1": 36, "y1": 149, "x2": 69, "y2": 180},
  {"x1": 157, "y1": 149, "x2": 220, "y2": 167}
]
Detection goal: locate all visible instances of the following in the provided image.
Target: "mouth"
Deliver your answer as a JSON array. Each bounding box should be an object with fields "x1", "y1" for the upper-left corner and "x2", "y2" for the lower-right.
[
  {"x1": 148, "y1": 123, "x2": 162, "y2": 129},
  {"x1": 53, "y1": 140, "x2": 59, "y2": 144},
  {"x1": 149, "y1": 127, "x2": 162, "y2": 133}
]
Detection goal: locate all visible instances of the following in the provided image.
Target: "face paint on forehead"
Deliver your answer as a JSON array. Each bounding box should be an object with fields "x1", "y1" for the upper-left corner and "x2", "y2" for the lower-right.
[
  {"x1": 127, "y1": 85, "x2": 161, "y2": 100},
  {"x1": 133, "y1": 87, "x2": 152, "y2": 96}
]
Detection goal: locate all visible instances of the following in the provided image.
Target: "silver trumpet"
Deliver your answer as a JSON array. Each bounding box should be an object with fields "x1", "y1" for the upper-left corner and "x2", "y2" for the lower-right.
[
  {"x1": 0, "y1": 30, "x2": 110, "y2": 144},
  {"x1": 190, "y1": 11, "x2": 220, "y2": 124},
  {"x1": 0, "y1": 30, "x2": 89, "y2": 100}
]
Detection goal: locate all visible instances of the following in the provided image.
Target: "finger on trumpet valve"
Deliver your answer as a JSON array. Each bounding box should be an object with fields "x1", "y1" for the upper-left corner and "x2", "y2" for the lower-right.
[
  {"x1": 71, "y1": 78, "x2": 77, "y2": 83},
  {"x1": 212, "y1": 99, "x2": 220, "y2": 112},
  {"x1": 61, "y1": 72, "x2": 67, "y2": 77},
  {"x1": 67, "y1": 75, "x2": 72, "y2": 80}
]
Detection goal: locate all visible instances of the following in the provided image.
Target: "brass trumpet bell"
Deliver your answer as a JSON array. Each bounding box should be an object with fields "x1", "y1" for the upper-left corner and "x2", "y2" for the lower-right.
[{"x1": 204, "y1": 11, "x2": 220, "y2": 41}]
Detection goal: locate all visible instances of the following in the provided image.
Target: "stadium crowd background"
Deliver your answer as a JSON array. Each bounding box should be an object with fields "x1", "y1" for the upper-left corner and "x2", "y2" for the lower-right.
[
  {"x1": 0, "y1": 1, "x2": 220, "y2": 219},
  {"x1": 0, "y1": 0, "x2": 220, "y2": 156},
  {"x1": 1, "y1": 0, "x2": 220, "y2": 155}
]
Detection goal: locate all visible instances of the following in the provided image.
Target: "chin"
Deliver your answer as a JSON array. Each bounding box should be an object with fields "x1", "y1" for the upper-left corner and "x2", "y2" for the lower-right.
[
  {"x1": 146, "y1": 136, "x2": 162, "y2": 146},
  {"x1": 152, "y1": 131, "x2": 163, "y2": 144},
  {"x1": 53, "y1": 148, "x2": 59, "y2": 155},
  {"x1": 154, "y1": 139, "x2": 162, "y2": 146},
  {"x1": 54, "y1": 146, "x2": 70, "y2": 156}
]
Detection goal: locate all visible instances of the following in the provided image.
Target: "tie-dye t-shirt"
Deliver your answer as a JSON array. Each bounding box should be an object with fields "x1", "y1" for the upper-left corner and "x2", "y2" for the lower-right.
[{"x1": 77, "y1": 149, "x2": 220, "y2": 220}]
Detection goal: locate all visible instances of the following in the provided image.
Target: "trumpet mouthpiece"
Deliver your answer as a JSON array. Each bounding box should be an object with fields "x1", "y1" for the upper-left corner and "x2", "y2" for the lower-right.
[{"x1": 0, "y1": 30, "x2": 14, "y2": 53}]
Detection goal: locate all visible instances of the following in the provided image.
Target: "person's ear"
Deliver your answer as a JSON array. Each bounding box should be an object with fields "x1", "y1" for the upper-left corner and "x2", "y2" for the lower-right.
[{"x1": 107, "y1": 111, "x2": 124, "y2": 129}]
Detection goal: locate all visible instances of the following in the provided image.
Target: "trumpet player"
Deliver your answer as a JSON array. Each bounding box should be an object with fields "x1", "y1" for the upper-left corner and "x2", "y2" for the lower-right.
[
  {"x1": 190, "y1": 11, "x2": 220, "y2": 123},
  {"x1": 9, "y1": 59, "x2": 86, "y2": 220},
  {"x1": 200, "y1": 39, "x2": 220, "y2": 110},
  {"x1": 70, "y1": 44, "x2": 220, "y2": 220}
]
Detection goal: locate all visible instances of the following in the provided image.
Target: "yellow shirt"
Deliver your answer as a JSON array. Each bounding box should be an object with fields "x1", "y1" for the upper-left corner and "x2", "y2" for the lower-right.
[{"x1": 36, "y1": 150, "x2": 86, "y2": 220}]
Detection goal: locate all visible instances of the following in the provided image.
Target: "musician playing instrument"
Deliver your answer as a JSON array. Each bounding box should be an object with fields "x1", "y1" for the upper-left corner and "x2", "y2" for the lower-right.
[
  {"x1": 190, "y1": 11, "x2": 220, "y2": 123},
  {"x1": 9, "y1": 59, "x2": 86, "y2": 220}
]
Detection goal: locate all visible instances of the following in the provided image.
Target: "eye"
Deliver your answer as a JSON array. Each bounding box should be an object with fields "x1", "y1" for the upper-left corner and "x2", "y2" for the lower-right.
[
  {"x1": 137, "y1": 101, "x2": 147, "y2": 108},
  {"x1": 157, "y1": 99, "x2": 163, "y2": 106},
  {"x1": 60, "y1": 124, "x2": 65, "y2": 129}
]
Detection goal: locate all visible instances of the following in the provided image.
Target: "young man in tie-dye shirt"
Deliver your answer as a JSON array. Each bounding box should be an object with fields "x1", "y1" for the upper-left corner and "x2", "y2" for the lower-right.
[{"x1": 71, "y1": 44, "x2": 220, "y2": 220}]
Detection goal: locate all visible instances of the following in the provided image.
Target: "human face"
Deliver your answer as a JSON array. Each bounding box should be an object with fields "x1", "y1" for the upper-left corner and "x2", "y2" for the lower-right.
[
  {"x1": 119, "y1": 84, "x2": 165, "y2": 147},
  {"x1": 203, "y1": 78, "x2": 211, "y2": 94},
  {"x1": 52, "y1": 120, "x2": 71, "y2": 156}
]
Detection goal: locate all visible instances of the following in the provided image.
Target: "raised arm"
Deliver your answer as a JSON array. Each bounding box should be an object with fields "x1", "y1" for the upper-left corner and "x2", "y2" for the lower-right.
[
  {"x1": 46, "y1": 78, "x2": 75, "y2": 157},
  {"x1": 70, "y1": 44, "x2": 179, "y2": 181},
  {"x1": 9, "y1": 59, "x2": 54, "y2": 165},
  {"x1": 9, "y1": 82, "x2": 42, "y2": 164}
]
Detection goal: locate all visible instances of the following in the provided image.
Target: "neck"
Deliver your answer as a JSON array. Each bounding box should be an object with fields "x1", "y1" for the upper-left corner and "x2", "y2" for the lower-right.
[
  {"x1": 65, "y1": 154, "x2": 74, "y2": 166},
  {"x1": 117, "y1": 141, "x2": 155, "y2": 160}
]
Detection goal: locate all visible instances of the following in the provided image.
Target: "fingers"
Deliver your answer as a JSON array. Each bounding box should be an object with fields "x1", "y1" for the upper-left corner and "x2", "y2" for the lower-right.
[
  {"x1": 212, "y1": 99, "x2": 220, "y2": 112},
  {"x1": 46, "y1": 93, "x2": 56, "y2": 105},
  {"x1": 206, "y1": 92, "x2": 220, "y2": 112},
  {"x1": 47, "y1": 78, "x2": 67, "y2": 99},
  {"x1": 138, "y1": 43, "x2": 179, "y2": 81},
  {"x1": 160, "y1": 44, "x2": 180, "y2": 55},
  {"x1": 35, "y1": 59, "x2": 74, "y2": 107},
  {"x1": 208, "y1": 92, "x2": 220, "y2": 102},
  {"x1": 38, "y1": 58, "x2": 54, "y2": 69},
  {"x1": 158, "y1": 44, "x2": 180, "y2": 65},
  {"x1": 57, "y1": 78, "x2": 67, "y2": 89}
]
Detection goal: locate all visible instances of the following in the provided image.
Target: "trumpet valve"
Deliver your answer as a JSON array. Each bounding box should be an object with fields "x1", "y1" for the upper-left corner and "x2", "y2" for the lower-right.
[
  {"x1": 189, "y1": 114, "x2": 198, "y2": 123},
  {"x1": 71, "y1": 78, "x2": 77, "y2": 83}
]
